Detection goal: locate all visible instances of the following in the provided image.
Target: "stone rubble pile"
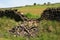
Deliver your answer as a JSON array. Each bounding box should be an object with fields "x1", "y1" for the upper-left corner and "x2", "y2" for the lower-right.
[{"x1": 9, "y1": 20, "x2": 39, "y2": 37}]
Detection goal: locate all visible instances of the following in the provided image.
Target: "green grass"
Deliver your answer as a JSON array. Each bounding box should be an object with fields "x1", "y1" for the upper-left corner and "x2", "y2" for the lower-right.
[
  {"x1": 24, "y1": 13, "x2": 40, "y2": 19},
  {"x1": 0, "y1": 16, "x2": 60, "y2": 40},
  {"x1": 16, "y1": 3, "x2": 60, "y2": 15},
  {"x1": 0, "y1": 3, "x2": 60, "y2": 40},
  {"x1": 0, "y1": 17, "x2": 27, "y2": 40}
]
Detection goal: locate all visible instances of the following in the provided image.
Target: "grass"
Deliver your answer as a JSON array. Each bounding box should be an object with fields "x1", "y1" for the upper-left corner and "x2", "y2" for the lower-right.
[
  {"x1": 16, "y1": 3, "x2": 60, "y2": 15},
  {"x1": 0, "y1": 16, "x2": 60, "y2": 40},
  {"x1": 0, "y1": 17, "x2": 26, "y2": 40},
  {"x1": 24, "y1": 13, "x2": 40, "y2": 19},
  {"x1": 1, "y1": 3, "x2": 60, "y2": 15},
  {"x1": 0, "y1": 3, "x2": 60, "y2": 40}
]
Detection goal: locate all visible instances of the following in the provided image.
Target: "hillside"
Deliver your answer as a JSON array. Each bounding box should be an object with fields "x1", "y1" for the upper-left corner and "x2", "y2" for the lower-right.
[
  {"x1": 14, "y1": 3, "x2": 60, "y2": 15},
  {"x1": 0, "y1": 3, "x2": 60, "y2": 40},
  {"x1": 1, "y1": 3, "x2": 60, "y2": 16}
]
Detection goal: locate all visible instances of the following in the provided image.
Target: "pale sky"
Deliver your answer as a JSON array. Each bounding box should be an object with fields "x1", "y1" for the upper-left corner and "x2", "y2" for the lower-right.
[{"x1": 0, "y1": 0, "x2": 60, "y2": 8}]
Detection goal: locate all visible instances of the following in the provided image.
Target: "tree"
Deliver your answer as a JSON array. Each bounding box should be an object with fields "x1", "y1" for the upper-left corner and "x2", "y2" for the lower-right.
[
  {"x1": 44, "y1": 3, "x2": 46, "y2": 5},
  {"x1": 47, "y1": 2, "x2": 50, "y2": 5},
  {"x1": 34, "y1": 3, "x2": 36, "y2": 5}
]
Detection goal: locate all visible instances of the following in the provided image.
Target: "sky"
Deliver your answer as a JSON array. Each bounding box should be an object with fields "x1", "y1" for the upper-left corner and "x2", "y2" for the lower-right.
[{"x1": 0, "y1": 0, "x2": 60, "y2": 8}]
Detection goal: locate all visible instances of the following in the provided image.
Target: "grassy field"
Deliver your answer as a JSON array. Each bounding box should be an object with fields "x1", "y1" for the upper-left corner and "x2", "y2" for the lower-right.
[
  {"x1": 16, "y1": 3, "x2": 60, "y2": 15},
  {"x1": 0, "y1": 17, "x2": 60, "y2": 40},
  {"x1": 0, "y1": 3, "x2": 60, "y2": 40}
]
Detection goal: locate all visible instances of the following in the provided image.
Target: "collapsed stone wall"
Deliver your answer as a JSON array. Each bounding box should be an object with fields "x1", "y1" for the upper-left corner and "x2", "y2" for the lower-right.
[
  {"x1": 0, "y1": 9, "x2": 39, "y2": 37},
  {"x1": 0, "y1": 9, "x2": 28, "y2": 22},
  {"x1": 9, "y1": 20, "x2": 39, "y2": 37},
  {"x1": 1, "y1": 7, "x2": 60, "y2": 37},
  {"x1": 37, "y1": 7, "x2": 60, "y2": 21}
]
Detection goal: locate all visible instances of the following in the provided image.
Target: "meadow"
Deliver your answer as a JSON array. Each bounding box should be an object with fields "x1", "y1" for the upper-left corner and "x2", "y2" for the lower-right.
[{"x1": 0, "y1": 3, "x2": 60, "y2": 40}]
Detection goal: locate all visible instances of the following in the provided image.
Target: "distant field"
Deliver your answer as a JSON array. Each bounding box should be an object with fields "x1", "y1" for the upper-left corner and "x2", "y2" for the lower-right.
[
  {"x1": 15, "y1": 3, "x2": 60, "y2": 15},
  {"x1": 1, "y1": 3, "x2": 60, "y2": 16}
]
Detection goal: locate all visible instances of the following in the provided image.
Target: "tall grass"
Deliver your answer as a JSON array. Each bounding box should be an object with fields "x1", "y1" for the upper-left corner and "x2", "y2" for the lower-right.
[
  {"x1": 25, "y1": 13, "x2": 40, "y2": 19},
  {"x1": 0, "y1": 15, "x2": 60, "y2": 40}
]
